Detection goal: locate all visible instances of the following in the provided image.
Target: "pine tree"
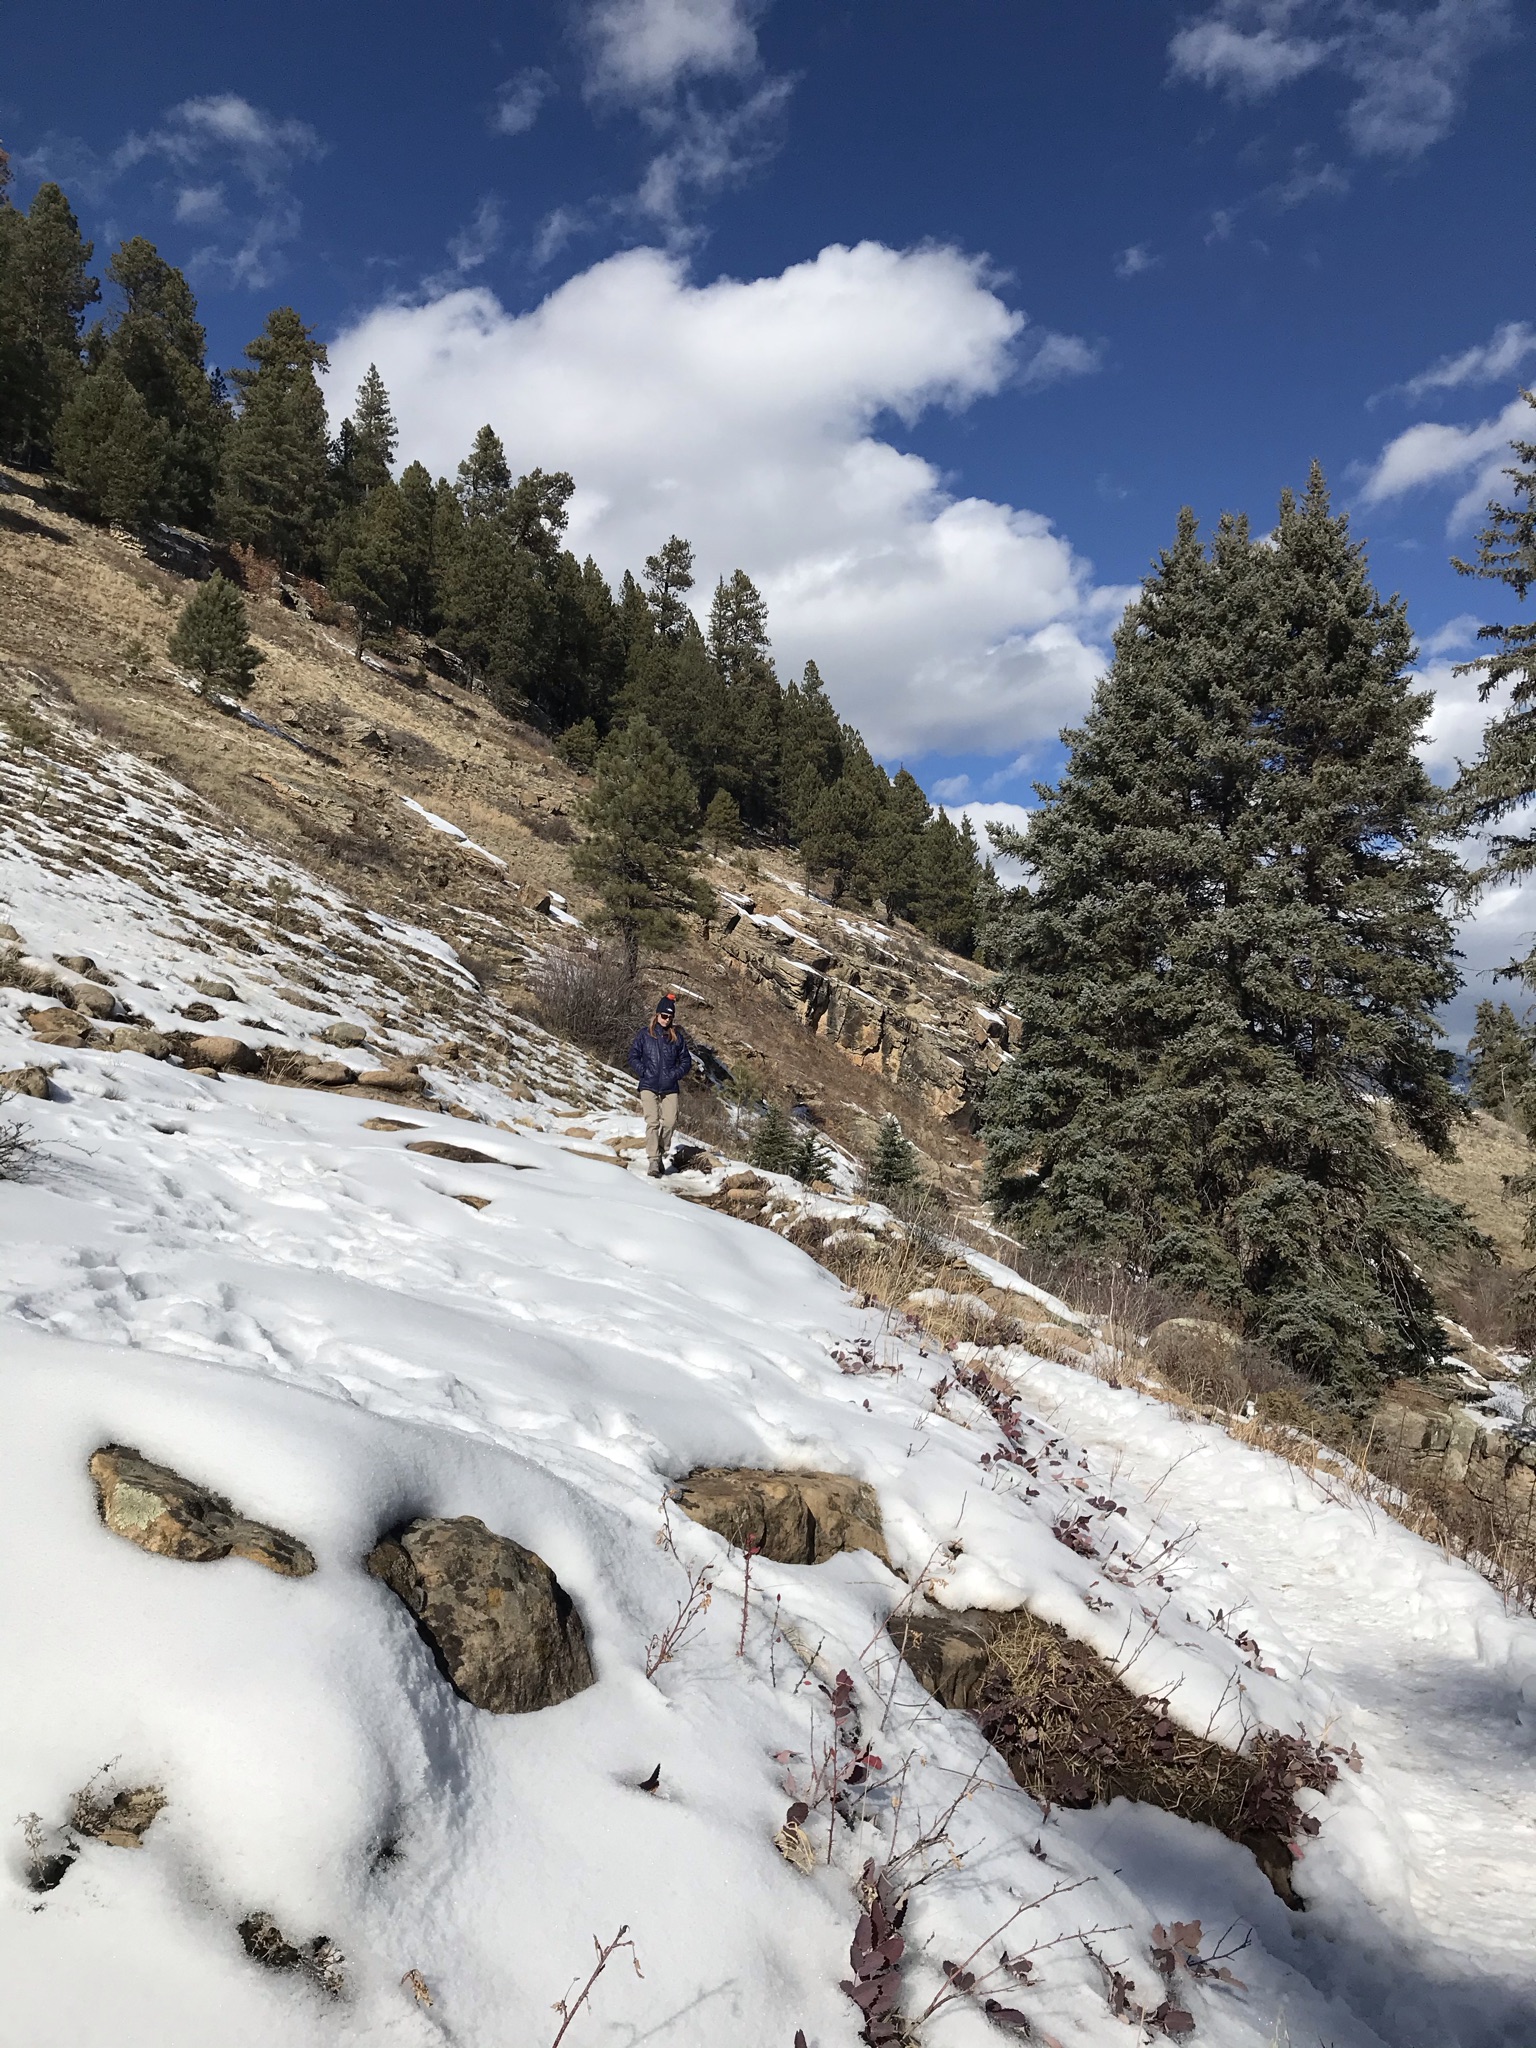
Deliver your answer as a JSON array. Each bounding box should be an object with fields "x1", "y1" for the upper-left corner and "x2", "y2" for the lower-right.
[
  {"x1": 218, "y1": 307, "x2": 332, "y2": 570},
  {"x1": 54, "y1": 362, "x2": 165, "y2": 526},
  {"x1": 982, "y1": 476, "x2": 1471, "y2": 1396},
  {"x1": 703, "y1": 788, "x2": 742, "y2": 847},
  {"x1": 867, "y1": 1115, "x2": 919, "y2": 1193},
  {"x1": 749, "y1": 1102, "x2": 800, "y2": 1175},
  {"x1": 708, "y1": 569, "x2": 782, "y2": 824},
  {"x1": 396, "y1": 461, "x2": 437, "y2": 630},
  {"x1": 876, "y1": 768, "x2": 933, "y2": 920},
  {"x1": 556, "y1": 717, "x2": 600, "y2": 773},
  {"x1": 800, "y1": 731, "x2": 890, "y2": 901},
  {"x1": 457, "y1": 424, "x2": 511, "y2": 516},
  {"x1": 342, "y1": 364, "x2": 397, "y2": 500},
  {"x1": 94, "y1": 237, "x2": 227, "y2": 528},
  {"x1": 334, "y1": 478, "x2": 410, "y2": 649},
  {"x1": 0, "y1": 180, "x2": 98, "y2": 464},
  {"x1": 912, "y1": 809, "x2": 982, "y2": 955},
  {"x1": 570, "y1": 717, "x2": 709, "y2": 974},
  {"x1": 1467, "y1": 1000, "x2": 1536, "y2": 1126},
  {"x1": 168, "y1": 572, "x2": 265, "y2": 698},
  {"x1": 643, "y1": 535, "x2": 695, "y2": 640},
  {"x1": 1448, "y1": 390, "x2": 1536, "y2": 917},
  {"x1": 780, "y1": 659, "x2": 843, "y2": 838},
  {"x1": 790, "y1": 1124, "x2": 834, "y2": 1185}
]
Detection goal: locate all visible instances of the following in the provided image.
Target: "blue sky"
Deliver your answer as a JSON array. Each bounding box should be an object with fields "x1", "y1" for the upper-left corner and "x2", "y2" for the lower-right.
[{"x1": 6, "y1": 0, "x2": 1535, "y2": 1032}]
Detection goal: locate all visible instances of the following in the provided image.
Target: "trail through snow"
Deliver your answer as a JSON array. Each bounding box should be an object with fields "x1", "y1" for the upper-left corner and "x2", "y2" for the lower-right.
[{"x1": 1014, "y1": 1361, "x2": 1536, "y2": 2048}]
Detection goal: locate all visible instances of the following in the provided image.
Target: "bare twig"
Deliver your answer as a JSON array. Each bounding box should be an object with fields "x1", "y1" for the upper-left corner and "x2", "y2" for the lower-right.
[{"x1": 549, "y1": 1926, "x2": 643, "y2": 2047}]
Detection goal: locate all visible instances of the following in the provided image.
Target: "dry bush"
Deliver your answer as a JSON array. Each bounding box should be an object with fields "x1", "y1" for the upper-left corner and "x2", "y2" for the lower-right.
[
  {"x1": 0, "y1": 1091, "x2": 38, "y2": 1180},
  {"x1": 1436, "y1": 1249, "x2": 1536, "y2": 1354},
  {"x1": 893, "y1": 1607, "x2": 1340, "y2": 1907},
  {"x1": 528, "y1": 942, "x2": 644, "y2": 1064},
  {"x1": 676, "y1": 1070, "x2": 733, "y2": 1147}
]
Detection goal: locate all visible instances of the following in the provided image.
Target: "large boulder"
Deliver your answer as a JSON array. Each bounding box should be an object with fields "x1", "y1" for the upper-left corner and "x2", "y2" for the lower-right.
[
  {"x1": 672, "y1": 1468, "x2": 891, "y2": 1567},
  {"x1": 365, "y1": 1516, "x2": 595, "y2": 1713},
  {"x1": 26, "y1": 1006, "x2": 91, "y2": 1048},
  {"x1": 89, "y1": 1445, "x2": 316, "y2": 1577},
  {"x1": 183, "y1": 1034, "x2": 260, "y2": 1074},
  {"x1": 0, "y1": 1065, "x2": 52, "y2": 1099}
]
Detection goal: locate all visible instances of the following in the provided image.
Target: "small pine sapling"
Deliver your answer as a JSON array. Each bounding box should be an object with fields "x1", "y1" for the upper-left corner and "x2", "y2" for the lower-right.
[
  {"x1": 703, "y1": 787, "x2": 742, "y2": 848},
  {"x1": 168, "y1": 572, "x2": 265, "y2": 699},
  {"x1": 791, "y1": 1125, "x2": 834, "y2": 1186},
  {"x1": 866, "y1": 1116, "x2": 918, "y2": 1195},
  {"x1": 750, "y1": 1102, "x2": 800, "y2": 1175}
]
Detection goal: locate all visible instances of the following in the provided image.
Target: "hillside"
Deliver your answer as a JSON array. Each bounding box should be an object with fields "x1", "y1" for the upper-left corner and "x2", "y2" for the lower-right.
[
  {"x1": 5, "y1": 553, "x2": 1536, "y2": 2048},
  {"x1": 0, "y1": 463, "x2": 999, "y2": 1196}
]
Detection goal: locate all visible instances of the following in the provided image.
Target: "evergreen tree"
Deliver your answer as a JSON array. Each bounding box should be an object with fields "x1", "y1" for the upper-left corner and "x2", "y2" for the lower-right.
[
  {"x1": 337, "y1": 363, "x2": 396, "y2": 500},
  {"x1": 708, "y1": 569, "x2": 782, "y2": 824},
  {"x1": 867, "y1": 1115, "x2": 919, "y2": 1193},
  {"x1": 218, "y1": 307, "x2": 332, "y2": 570},
  {"x1": 168, "y1": 572, "x2": 265, "y2": 697},
  {"x1": 982, "y1": 476, "x2": 1472, "y2": 1396},
  {"x1": 643, "y1": 535, "x2": 696, "y2": 641},
  {"x1": 799, "y1": 729, "x2": 890, "y2": 901},
  {"x1": 790, "y1": 1124, "x2": 834, "y2": 1185},
  {"x1": 570, "y1": 717, "x2": 709, "y2": 974},
  {"x1": 1467, "y1": 1000, "x2": 1536, "y2": 1127},
  {"x1": 82, "y1": 240, "x2": 228, "y2": 532},
  {"x1": 334, "y1": 477, "x2": 410, "y2": 649},
  {"x1": 876, "y1": 768, "x2": 933, "y2": 920},
  {"x1": 556, "y1": 717, "x2": 600, "y2": 773},
  {"x1": 620, "y1": 615, "x2": 724, "y2": 786},
  {"x1": 396, "y1": 461, "x2": 437, "y2": 630},
  {"x1": 749, "y1": 1102, "x2": 800, "y2": 1175},
  {"x1": 457, "y1": 424, "x2": 511, "y2": 516},
  {"x1": 703, "y1": 787, "x2": 742, "y2": 847},
  {"x1": 1448, "y1": 390, "x2": 1536, "y2": 917},
  {"x1": 93, "y1": 237, "x2": 227, "y2": 528},
  {"x1": 780, "y1": 659, "x2": 843, "y2": 838},
  {"x1": 913, "y1": 810, "x2": 982, "y2": 955},
  {"x1": 0, "y1": 179, "x2": 98, "y2": 464},
  {"x1": 54, "y1": 362, "x2": 165, "y2": 526}
]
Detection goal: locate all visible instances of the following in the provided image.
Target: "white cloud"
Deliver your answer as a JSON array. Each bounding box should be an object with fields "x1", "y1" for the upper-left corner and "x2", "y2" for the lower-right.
[
  {"x1": 173, "y1": 183, "x2": 226, "y2": 224},
  {"x1": 1114, "y1": 244, "x2": 1160, "y2": 280},
  {"x1": 328, "y1": 241, "x2": 1112, "y2": 759},
  {"x1": 111, "y1": 94, "x2": 325, "y2": 288},
  {"x1": 583, "y1": 0, "x2": 761, "y2": 100},
  {"x1": 1266, "y1": 152, "x2": 1349, "y2": 206},
  {"x1": 1359, "y1": 393, "x2": 1531, "y2": 526},
  {"x1": 118, "y1": 93, "x2": 323, "y2": 191},
  {"x1": 491, "y1": 69, "x2": 553, "y2": 137},
  {"x1": 1169, "y1": 17, "x2": 1330, "y2": 97},
  {"x1": 1396, "y1": 321, "x2": 1536, "y2": 404},
  {"x1": 633, "y1": 75, "x2": 794, "y2": 234},
  {"x1": 1169, "y1": 1, "x2": 1512, "y2": 160}
]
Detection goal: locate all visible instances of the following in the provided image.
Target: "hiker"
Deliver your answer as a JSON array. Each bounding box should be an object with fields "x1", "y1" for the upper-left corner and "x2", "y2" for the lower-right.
[{"x1": 627, "y1": 993, "x2": 693, "y2": 1177}]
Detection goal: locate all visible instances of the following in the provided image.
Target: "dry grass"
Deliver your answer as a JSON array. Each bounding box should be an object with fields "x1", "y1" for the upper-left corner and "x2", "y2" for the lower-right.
[{"x1": 1386, "y1": 1103, "x2": 1534, "y2": 1265}]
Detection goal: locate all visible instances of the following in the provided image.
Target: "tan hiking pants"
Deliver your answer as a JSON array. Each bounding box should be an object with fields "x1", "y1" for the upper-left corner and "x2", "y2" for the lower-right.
[{"x1": 639, "y1": 1089, "x2": 678, "y2": 1172}]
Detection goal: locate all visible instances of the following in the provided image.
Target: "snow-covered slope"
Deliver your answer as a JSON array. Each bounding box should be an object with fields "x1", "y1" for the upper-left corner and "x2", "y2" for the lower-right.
[{"x1": 5, "y1": 737, "x2": 1536, "y2": 2048}]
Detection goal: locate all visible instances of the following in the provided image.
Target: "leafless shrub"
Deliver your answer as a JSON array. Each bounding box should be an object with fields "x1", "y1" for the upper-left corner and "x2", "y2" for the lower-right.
[
  {"x1": 15, "y1": 1811, "x2": 75, "y2": 1893},
  {"x1": 549, "y1": 1925, "x2": 643, "y2": 2046},
  {"x1": 677, "y1": 1069, "x2": 733, "y2": 1146},
  {"x1": 644, "y1": 1501, "x2": 715, "y2": 1678},
  {"x1": 0, "y1": 1090, "x2": 38, "y2": 1181},
  {"x1": 529, "y1": 942, "x2": 643, "y2": 1064}
]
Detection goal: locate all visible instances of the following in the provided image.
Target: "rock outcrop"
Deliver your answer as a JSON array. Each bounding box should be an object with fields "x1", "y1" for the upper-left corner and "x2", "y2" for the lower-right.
[
  {"x1": 365, "y1": 1515, "x2": 595, "y2": 1713},
  {"x1": 673, "y1": 1467, "x2": 891, "y2": 1566},
  {"x1": 88, "y1": 1445, "x2": 316, "y2": 1577}
]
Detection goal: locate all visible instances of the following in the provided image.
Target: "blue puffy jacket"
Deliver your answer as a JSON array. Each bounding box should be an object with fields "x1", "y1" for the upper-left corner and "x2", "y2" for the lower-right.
[{"x1": 627, "y1": 1021, "x2": 693, "y2": 1096}]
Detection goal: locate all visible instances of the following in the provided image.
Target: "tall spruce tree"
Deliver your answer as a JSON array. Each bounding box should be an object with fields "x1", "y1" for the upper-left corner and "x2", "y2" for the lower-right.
[
  {"x1": 1448, "y1": 390, "x2": 1536, "y2": 919},
  {"x1": 780, "y1": 659, "x2": 843, "y2": 838},
  {"x1": 982, "y1": 474, "x2": 1472, "y2": 1396},
  {"x1": 1467, "y1": 1000, "x2": 1536, "y2": 1127},
  {"x1": 92, "y1": 237, "x2": 226, "y2": 528},
  {"x1": 571, "y1": 717, "x2": 709, "y2": 974},
  {"x1": 218, "y1": 307, "x2": 332, "y2": 570},
  {"x1": 708, "y1": 569, "x2": 782, "y2": 824},
  {"x1": 54, "y1": 362, "x2": 165, "y2": 525},
  {"x1": 0, "y1": 178, "x2": 98, "y2": 464},
  {"x1": 396, "y1": 461, "x2": 438, "y2": 630}
]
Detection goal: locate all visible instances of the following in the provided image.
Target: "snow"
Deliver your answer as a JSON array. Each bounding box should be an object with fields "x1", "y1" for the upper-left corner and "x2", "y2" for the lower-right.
[
  {"x1": 4, "y1": 740, "x2": 1536, "y2": 2046},
  {"x1": 398, "y1": 797, "x2": 507, "y2": 870}
]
